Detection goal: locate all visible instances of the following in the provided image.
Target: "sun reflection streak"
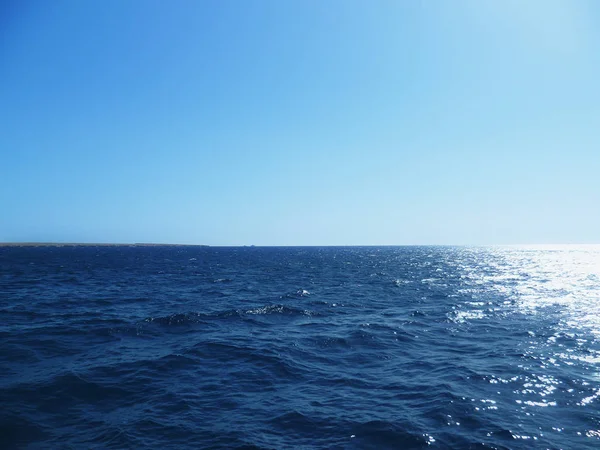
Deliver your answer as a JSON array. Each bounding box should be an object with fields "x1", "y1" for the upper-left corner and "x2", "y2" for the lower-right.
[
  {"x1": 454, "y1": 245, "x2": 600, "y2": 335},
  {"x1": 446, "y1": 245, "x2": 600, "y2": 437}
]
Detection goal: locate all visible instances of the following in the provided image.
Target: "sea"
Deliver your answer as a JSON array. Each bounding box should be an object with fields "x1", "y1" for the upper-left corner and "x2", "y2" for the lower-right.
[{"x1": 1, "y1": 245, "x2": 600, "y2": 449}]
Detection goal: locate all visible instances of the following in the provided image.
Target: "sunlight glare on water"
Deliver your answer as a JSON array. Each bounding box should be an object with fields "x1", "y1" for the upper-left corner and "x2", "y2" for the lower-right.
[{"x1": 449, "y1": 245, "x2": 600, "y2": 443}]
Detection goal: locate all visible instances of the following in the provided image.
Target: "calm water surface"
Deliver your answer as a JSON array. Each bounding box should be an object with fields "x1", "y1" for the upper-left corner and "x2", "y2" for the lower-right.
[{"x1": 1, "y1": 245, "x2": 599, "y2": 449}]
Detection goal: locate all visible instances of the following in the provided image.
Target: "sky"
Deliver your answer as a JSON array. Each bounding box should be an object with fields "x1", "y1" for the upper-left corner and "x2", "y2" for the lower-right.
[{"x1": 1, "y1": 0, "x2": 599, "y2": 246}]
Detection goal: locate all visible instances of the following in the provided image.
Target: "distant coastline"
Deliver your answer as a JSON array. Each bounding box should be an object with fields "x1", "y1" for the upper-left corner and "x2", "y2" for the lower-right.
[{"x1": 0, "y1": 242, "x2": 209, "y2": 247}]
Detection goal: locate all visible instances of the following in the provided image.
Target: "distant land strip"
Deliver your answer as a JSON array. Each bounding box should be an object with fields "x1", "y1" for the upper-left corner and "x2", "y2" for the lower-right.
[{"x1": 0, "y1": 242, "x2": 209, "y2": 247}]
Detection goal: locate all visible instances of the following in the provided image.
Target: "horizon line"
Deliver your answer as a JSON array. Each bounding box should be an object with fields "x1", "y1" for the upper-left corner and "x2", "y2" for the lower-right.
[{"x1": 1, "y1": 242, "x2": 599, "y2": 248}]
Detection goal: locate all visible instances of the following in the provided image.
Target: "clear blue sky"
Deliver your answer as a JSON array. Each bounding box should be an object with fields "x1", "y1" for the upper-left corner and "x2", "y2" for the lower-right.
[{"x1": 1, "y1": 0, "x2": 599, "y2": 245}]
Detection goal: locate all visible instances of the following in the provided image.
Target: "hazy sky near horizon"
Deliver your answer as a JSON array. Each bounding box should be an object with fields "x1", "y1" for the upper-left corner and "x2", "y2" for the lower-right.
[{"x1": 1, "y1": 0, "x2": 599, "y2": 245}]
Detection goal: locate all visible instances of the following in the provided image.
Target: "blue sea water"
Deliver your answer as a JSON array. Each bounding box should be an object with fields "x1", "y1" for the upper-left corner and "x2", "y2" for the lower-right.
[{"x1": 1, "y1": 245, "x2": 600, "y2": 449}]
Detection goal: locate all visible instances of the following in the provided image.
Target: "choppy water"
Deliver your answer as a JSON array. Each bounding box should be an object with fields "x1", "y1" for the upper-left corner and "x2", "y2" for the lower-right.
[{"x1": 1, "y1": 245, "x2": 600, "y2": 449}]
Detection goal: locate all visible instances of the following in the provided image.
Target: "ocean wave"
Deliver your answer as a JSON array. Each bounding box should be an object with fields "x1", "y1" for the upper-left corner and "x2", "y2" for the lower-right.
[{"x1": 142, "y1": 304, "x2": 318, "y2": 328}]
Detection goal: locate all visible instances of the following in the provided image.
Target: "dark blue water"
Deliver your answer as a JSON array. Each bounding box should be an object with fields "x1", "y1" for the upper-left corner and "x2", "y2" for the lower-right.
[{"x1": 1, "y1": 245, "x2": 600, "y2": 449}]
